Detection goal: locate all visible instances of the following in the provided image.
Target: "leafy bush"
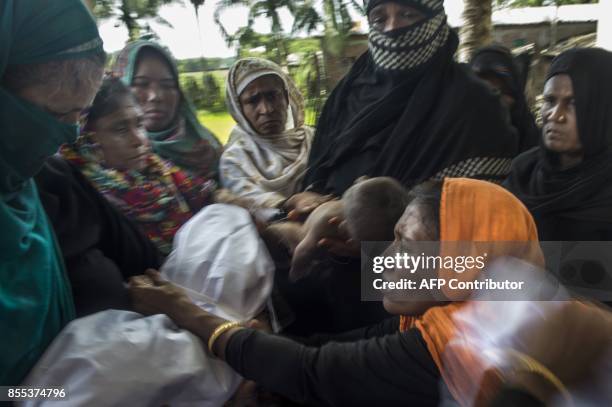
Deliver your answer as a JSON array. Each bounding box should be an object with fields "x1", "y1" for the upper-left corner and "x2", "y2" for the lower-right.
[{"x1": 182, "y1": 72, "x2": 226, "y2": 113}]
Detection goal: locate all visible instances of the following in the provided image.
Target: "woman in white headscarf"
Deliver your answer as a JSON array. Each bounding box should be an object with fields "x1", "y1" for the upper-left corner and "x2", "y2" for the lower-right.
[{"x1": 220, "y1": 58, "x2": 314, "y2": 211}]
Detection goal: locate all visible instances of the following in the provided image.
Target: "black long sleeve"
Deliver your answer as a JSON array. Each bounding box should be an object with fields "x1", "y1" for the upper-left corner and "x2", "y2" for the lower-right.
[
  {"x1": 36, "y1": 156, "x2": 162, "y2": 316},
  {"x1": 294, "y1": 316, "x2": 400, "y2": 346},
  {"x1": 225, "y1": 324, "x2": 440, "y2": 407}
]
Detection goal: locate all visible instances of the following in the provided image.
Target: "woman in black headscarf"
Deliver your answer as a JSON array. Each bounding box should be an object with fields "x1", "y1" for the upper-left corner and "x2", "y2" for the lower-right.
[
  {"x1": 297, "y1": 0, "x2": 518, "y2": 199},
  {"x1": 470, "y1": 44, "x2": 540, "y2": 152},
  {"x1": 504, "y1": 48, "x2": 612, "y2": 241}
]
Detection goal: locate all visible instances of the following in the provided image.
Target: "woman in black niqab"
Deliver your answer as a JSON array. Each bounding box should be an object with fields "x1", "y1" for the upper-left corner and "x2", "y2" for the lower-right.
[
  {"x1": 302, "y1": 0, "x2": 519, "y2": 196},
  {"x1": 470, "y1": 44, "x2": 540, "y2": 153}
]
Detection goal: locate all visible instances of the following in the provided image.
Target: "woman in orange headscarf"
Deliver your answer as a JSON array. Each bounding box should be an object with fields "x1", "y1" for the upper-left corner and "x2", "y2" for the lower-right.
[{"x1": 128, "y1": 178, "x2": 610, "y2": 406}]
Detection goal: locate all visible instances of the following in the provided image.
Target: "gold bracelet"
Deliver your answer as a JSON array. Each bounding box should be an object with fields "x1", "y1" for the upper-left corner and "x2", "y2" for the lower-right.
[
  {"x1": 504, "y1": 348, "x2": 573, "y2": 406},
  {"x1": 208, "y1": 321, "x2": 242, "y2": 356}
]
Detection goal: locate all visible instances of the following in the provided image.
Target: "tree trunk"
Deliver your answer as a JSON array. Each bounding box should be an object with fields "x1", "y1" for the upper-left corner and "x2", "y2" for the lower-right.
[
  {"x1": 323, "y1": 0, "x2": 338, "y2": 33},
  {"x1": 459, "y1": 0, "x2": 492, "y2": 62},
  {"x1": 120, "y1": 2, "x2": 140, "y2": 41}
]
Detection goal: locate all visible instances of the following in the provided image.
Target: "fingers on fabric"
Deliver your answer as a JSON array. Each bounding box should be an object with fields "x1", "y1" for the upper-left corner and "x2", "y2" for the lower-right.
[
  {"x1": 129, "y1": 287, "x2": 158, "y2": 316},
  {"x1": 128, "y1": 275, "x2": 154, "y2": 287},
  {"x1": 145, "y1": 269, "x2": 167, "y2": 285}
]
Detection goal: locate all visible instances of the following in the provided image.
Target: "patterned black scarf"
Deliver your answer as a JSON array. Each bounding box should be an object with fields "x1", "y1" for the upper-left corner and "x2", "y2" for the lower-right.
[
  {"x1": 367, "y1": 0, "x2": 450, "y2": 72},
  {"x1": 304, "y1": 21, "x2": 519, "y2": 195}
]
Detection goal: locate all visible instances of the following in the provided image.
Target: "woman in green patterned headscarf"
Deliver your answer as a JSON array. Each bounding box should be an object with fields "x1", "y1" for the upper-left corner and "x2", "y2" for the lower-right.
[
  {"x1": 0, "y1": 0, "x2": 105, "y2": 385},
  {"x1": 112, "y1": 41, "x2": 222, "y2": 178}
]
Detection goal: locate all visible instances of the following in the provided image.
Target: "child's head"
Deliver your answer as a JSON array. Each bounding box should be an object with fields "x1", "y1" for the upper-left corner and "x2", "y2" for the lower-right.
[
  {"x1": 84, "y1": 76, "x2": 150, "y2": 171},
  {"x1": 342, "y1": 177, "x2": 410, "y2": 242}
]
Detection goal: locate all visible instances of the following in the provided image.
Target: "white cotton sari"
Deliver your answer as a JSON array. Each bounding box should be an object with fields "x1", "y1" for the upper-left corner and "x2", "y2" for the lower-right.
[{"x1": 220, "y1": 58, "x2": 313, "y2": 209}]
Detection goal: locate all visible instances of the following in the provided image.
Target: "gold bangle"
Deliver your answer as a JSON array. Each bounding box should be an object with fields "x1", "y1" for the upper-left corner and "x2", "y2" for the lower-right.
[
  {"x1": 504, "y1": 348, "x2": 573, "y2": 406},
  {"x1": 208, "y1": 321, "x2": 242, "y2": 356}
]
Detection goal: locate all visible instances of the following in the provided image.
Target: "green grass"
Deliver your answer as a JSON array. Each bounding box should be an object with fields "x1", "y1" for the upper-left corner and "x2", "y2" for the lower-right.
[
  {"x1": 198, "y1": 107, "x2": 322, "y2": 145},
  {"x1": 197, "y1": 111, "x2": 235, "y2": 145}
]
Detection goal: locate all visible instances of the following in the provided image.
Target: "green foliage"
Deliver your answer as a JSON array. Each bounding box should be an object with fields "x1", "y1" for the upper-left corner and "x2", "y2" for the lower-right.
[
  {"x1": 236, "y1": 31, "x2": 287, "y2": 64},
  {"x1": 215, "y1": 0, "x2": 298, "y2": 64},
  {"x1": 291, "y1": 1, "x2": 359, "y2": 57},
  {"x1": 92, "y1": 0, "x2": 180, "y2": 40},
  {"x1": 292, "y1": 50, "x2": 327, "y2": 126},
  {"x1": 201, "y1": 73, "x2": 223, "y2": 110},
  {"x1": 292, "y1": 1, "x2": 322, "y2": 34},
  {"x1": 180, "y1": 71, "x2": 226, "y2": 113},
  {"x1": 176, "y1": 57, "x2": 236, "y2": 73},
  {"x1": 211, "y1": 0, "x2": 361, "y2": 124},
  {"x1": 184, "y1": 76, "x2": 204, "y2": 108}
]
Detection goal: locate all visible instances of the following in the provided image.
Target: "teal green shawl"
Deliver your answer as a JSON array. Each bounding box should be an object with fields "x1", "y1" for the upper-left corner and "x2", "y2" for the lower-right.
[
  {"x1": 0, "y1": 0, "x2": 103, "y2": 385},
  {"x1": 112, "y1": 41, "x2": 222, "y2": 178}
]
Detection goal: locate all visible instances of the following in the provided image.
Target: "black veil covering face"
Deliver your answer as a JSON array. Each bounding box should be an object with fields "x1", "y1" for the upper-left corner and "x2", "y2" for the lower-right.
[
  {"x1": 504, "y1": 48, "x2": 612, "y2": 240},
  {"x1": 303, "y1": 0, "x2": 518, "y2": 195},
  {"x1": 470, "y1": 45, "x2": 540, "y2": 152}
]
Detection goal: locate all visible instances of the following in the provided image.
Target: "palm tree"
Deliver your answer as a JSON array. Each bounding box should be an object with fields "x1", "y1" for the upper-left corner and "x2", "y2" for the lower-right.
[
  {"x1": 214, "y1": 0, "x2": 296, "y2": 64},
  {"x1": 459, "y1": 0, "x2": 493, "y2": 62},
  {"x1": 93, "y1": 0, "x2": 180, "y2": 41},
  {"x1": 292, "y1": 0, "x2": 360, "y2": 56},
  {"x1": 189, "y1": 0, "x2": 207, "y2": 16},
  {"x1": 290, "y1": 1, "x2": 361, "y2": 122},
  {"x1": 188, "y1": 0, "x2": 208, "y2": 57}
]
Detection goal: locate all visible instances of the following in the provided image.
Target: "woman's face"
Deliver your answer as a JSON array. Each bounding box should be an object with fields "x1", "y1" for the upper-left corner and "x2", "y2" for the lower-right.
[
  {"x1": 382, "y1": 202, "x2": 441, "y2": 316},
  {"x1": 368, "y1": 2, "x2": 426, "y2": 33},
  {"x1": 91, "y1": 96, "x2": 150, "y2": 172},
  {"x1": 131, "y1": 53, "x2": 180, "y2": 132},
  {"x1": 17, "y1": 75, "x2": 101, "y2": 125},
  {"x1": 541, "y1": 74, "x2": 582, "y2": 155},
  {"x1": 239, "y1": 74, "x2": 288, "y2": 135}
]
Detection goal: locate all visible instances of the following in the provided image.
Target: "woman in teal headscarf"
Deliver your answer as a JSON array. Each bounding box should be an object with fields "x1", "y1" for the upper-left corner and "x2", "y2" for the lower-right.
[
  {"x1": 0, "y1": 0, "x2": 105, "y2": 385},
  {"x1": 112, "y1": 41, "x2": 222, "y2": 178}
]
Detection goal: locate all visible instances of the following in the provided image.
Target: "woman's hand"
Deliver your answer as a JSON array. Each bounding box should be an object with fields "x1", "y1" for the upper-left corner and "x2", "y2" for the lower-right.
[
  {"x1": 129, "y1": 269, "x2": 203, "y2": 329},
  {"x1": 284, "y1": 192, "x2": 334, "y2": 221},
  {"x1": 129, "y1": 270, "x2": 270, "y2": 361}
]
